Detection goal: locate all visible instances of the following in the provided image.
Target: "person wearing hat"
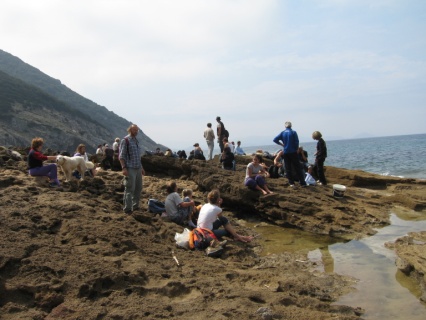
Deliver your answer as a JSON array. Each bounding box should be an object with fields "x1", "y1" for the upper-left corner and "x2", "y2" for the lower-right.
[
  {"x1": 216, "y1": 116, "x2": 226, "y2": 153},
  {"x1": 203, "y1": 122, "x2": 215, "y2": 160},
  {"x1": 273, "y1": 121, "x2": 307, "y2": 187}
]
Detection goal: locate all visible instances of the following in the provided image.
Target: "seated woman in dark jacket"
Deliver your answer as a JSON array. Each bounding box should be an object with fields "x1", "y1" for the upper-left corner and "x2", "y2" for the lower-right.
[{"x1": 220, "y1": 146, "x2": 235, "y2": 170}]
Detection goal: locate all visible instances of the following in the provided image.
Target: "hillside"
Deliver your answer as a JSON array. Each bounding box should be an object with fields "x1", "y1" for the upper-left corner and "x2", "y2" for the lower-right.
[{"x1": 0, "y1": 49, "x2": 163, "y2": 153}]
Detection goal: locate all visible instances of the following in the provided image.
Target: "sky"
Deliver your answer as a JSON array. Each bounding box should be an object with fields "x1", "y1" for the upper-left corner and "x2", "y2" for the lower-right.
[{"x1": 1, "y1": 0, "x2": 425, "y2": 150}]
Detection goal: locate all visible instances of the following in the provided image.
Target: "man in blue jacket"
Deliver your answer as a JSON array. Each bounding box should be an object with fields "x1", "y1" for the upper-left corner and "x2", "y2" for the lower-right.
[{"x1": 273, "y1": 121, "x2": 307, "y2": 187}]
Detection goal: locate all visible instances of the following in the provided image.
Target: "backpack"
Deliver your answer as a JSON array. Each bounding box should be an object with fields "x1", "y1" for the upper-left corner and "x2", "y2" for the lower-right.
[
  {"x1": 268, "y1": 165, "x2": 280, "y2": 179},
  {"x1": 189, "y1": 228, "x2": 218, "y2": 250},
  {"x1": 223, "y1": 129, "x2": 229, "y2": 138},
  {"x1": 148, "y1": 199, "x2": 166, "y2": 214}
]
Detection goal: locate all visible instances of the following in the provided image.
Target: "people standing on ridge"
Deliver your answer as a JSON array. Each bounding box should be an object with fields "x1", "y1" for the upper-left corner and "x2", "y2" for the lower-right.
[
  {"x1": 234, "y1": 141, "x2": 246, "y2": 155},
  {"x1": 273, "y1": 121, "x2": 307, "y2": 187},
  {"x1": 27, "y1": 137, "x2": 60, "y2": 187},
  {"x1": 203, "y1": 123, "x2": 215, "y2": 160},
  {"x1": 216, "y1": 116, "x2": 227, "y2": 153},
  {"x1": 119, "y1": 124, "x2": 145, "y2": 214},
  {"x1": 312, "y1": 130, "x2": 327, "y2": 185}
]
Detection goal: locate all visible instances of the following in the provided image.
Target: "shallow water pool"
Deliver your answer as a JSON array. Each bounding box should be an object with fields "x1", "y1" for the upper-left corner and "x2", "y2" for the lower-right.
[{"x1": 245, "y1": 208, "x2": 426, "y2": 319}]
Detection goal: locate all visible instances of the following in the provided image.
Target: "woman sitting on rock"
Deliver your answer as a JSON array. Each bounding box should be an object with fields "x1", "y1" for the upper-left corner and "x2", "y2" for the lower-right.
[
  {"x1": 165, "y1": 181, "x2": 195, "y2": 226},
  {"x1": 244, "y1": 154, "x2": 273, "y2": 195},
  {"x1": 27, "y1": 137, "x2": 60, "y2": 187},
  {"x1": 74, "y1": 144, "x2": 96, "y2": 177}
]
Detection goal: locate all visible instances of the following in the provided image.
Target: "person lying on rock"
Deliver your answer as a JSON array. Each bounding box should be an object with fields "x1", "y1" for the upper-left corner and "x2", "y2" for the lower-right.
[
  {"x1": 28, "y1": 137, "x2": 60, "y2": 187},
  {"x1": 197, "y1": 189, "x2": 253, "y2": 243}
]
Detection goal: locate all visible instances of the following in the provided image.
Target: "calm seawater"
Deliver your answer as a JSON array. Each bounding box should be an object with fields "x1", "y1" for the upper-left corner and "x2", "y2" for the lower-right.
[{"x1": 244, "y1": 133, "x2": 426, "y2": 180}]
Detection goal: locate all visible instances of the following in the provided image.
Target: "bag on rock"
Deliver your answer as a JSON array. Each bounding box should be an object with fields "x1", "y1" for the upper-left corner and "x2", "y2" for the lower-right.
[
  {"x1": 148, "y1": 199, "x2": 166, "y2": 214},
  {"x1": 189, "y1": 228, "x2": 218, "y2": 250},
  {"x1": 175, "y1": 228, "x2": 191, "y2": 249}
]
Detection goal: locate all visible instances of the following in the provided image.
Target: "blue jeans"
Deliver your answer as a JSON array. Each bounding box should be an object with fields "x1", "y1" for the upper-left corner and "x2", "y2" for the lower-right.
[
  {"x1": 212, "y1": 216, "x2": 230, "y2": 238},
  {"x1": 29, "y1": 164, "x2": 59, "y2": 184},
  {"x1": 123, "y1": 167, "x2": 143, "y2": 212}
]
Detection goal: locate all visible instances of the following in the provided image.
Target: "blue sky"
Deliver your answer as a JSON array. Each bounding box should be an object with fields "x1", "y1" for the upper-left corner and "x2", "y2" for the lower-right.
[{"x1": 1, "y1": 0, "x2": 425, "y2": 150}]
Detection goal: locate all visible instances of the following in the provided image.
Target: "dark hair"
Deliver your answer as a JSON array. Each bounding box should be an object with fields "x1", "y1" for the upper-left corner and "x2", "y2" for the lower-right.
[
  {"x1": 254, "y1": 154, "x2": 263, "y2": 162},
  {"x1": 166, "y1": 181, "x2": 177, "y2": 194},
  {"x1": 207, "y1": 123, "x2": 212, "y2": 127}
]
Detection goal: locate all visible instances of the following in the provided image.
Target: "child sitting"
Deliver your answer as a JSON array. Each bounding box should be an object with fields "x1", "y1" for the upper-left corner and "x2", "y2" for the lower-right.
[
  {"x1": 305, "y1": 166, "x2": 317, "y2": 186},
  {"x1": 182, "y1": 189, "x2": 198, "y2": 228}
]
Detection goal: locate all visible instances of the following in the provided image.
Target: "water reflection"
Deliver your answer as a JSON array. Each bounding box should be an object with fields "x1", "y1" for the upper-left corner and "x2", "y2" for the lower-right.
[{"x1": 247, "y1": 210, "x2": 426, "y2": 319}]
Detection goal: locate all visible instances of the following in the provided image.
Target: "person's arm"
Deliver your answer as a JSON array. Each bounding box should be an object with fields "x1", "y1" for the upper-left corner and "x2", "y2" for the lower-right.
[
  {"x1": 179, "y1": 200, "x2": 195, "y2": 207},
  {"x1": 273, "y1": 133, "x2": 284, "y2": 147}
]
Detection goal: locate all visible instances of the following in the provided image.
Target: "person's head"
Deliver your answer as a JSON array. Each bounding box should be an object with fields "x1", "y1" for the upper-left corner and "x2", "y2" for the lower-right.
[
  {"x1": 308, "y1": 165, "x2": 313, "y2": 173},
  {"x1": 105, "y1": 144, "x2": 109, "y2": 148},
  {"x1": 312, "y1": 131, "x2": 322, "y2": 140},
  {"x1": 193, "y1": 143, "x2": 200, "y2": 149},
  {"x1": 76, "y1": 144, "x2": 86, "y2": 154},
  {"x1": 115, "y1": 137, "x2": 120, "y2": 142},
  {"x1": 285, "y1": 121, "x2": 292, "y2": 128},
  {"x1": 231, "y1": 141, "x2": 235, "y2": 145},
  {"x1": 297, "y1": 146, "x2": 303, "y2": 153},
  {"x1": 127, "y1": 124, "x2": 139, "y2": 137},
  {"x1": 222, "y1": 137, "x2": 228, "y2": 143},
  {"x1": 182, "y1": 188, "x2": 193, "y2": 198},
  {"x1": 156, "y1": 147, "x2": 161, "y2": 152},
  {"x1": 207, "y1": 189, "x2": 221, "y2": 205},
  {"x1": 207, "y1": 123, "x2": 212, "y2": 128},
  {"x1": 237, "y1": 141, "x2": 241, "y2": 146},
  {"x1": 253, "y1": 154, "x2": 263, "y2": 164},
  {"x1": 98, "y1": 144, "x2": 102, "y2": 148},
  {"x1": 216, "y1": 116, "x2": 221, "y2": 122},
  {"x1": 31, "y1": 137, "x2": 44, "y2": 150},
  {"x1": 166, "y1": 181, "x2": 177, "y2": 194}
]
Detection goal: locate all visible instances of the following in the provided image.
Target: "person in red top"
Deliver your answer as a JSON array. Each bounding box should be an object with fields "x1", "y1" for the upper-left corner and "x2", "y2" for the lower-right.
[{"x1": 27, "y1": 137, "x2": 60, "y2": 187}]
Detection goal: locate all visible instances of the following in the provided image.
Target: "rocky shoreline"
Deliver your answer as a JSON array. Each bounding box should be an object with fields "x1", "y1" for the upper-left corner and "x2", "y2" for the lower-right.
[{"x1": 0, "y1": 148, "x2": 425, "y2": 319}]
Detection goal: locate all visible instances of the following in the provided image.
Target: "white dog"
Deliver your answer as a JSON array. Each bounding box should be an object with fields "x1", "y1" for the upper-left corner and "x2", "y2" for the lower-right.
[{"x1": 56, "y1": 155, "x2": 94, "y2": 181}]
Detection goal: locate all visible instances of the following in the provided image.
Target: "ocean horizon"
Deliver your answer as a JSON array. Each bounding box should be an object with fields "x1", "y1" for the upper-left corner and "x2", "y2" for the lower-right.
[{"x1": 238, "y1": 133, "x2": 426, "y2": 180}]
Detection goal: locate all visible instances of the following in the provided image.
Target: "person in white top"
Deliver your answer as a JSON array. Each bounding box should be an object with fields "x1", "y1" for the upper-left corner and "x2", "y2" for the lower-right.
[
  {"x1": 305, "y1": 166, "x2": 317, "y2": 186},
  {"x1": 203, "y1": 123, "x2": 215, "y2": 160},
  {"x1": 197, "y1": 189, "x2": 253, "y2": 242}
]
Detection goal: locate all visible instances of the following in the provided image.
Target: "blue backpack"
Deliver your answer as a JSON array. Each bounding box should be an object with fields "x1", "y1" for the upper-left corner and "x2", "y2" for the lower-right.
[{"x1": 148, "y1": 199, "x2": 165, "y2": 214}]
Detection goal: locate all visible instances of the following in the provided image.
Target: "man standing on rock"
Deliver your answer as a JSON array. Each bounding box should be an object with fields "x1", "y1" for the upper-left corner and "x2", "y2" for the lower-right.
[
  {"x1": 216, "y1": 116, "x2": 226, "y2": 153},
  {"x1": 119, "y1": 124, "x2": 145, "y2": 214},
  {"x1": 203, "y1": 122, "x2": 215, "y2": 160},
  {"x1": 273, "y1": 121, "x2": 307, "y2": 188}
]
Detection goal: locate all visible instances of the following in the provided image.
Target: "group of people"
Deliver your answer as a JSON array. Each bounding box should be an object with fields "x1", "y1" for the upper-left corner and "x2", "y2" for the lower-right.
[
  {"x1": 242, "y1": 121, "x2": 327, "y2": 195},
  {"x1": 28, "y1": 119, "x2": 327, "y2": 249}
]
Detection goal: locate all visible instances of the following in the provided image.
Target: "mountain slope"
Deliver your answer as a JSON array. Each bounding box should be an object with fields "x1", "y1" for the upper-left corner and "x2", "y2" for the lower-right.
[{"x1": 0, "y1": 49, "x2": 163, "y2": 152}]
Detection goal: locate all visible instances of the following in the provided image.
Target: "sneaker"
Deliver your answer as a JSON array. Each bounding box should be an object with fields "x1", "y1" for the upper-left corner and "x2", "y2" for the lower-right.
[
  {"x1": 289, "y1": 184, "x2": 295, "y2": 188},
  {"x1": 205, "y1": 246, "x2": 224, "y2": 258},
  {"x1": 124, "y1": 210, "x2": 133, "y2": 215},
  {"x1": 317, "y1": 182, "x2": 323, "y2": 186}
]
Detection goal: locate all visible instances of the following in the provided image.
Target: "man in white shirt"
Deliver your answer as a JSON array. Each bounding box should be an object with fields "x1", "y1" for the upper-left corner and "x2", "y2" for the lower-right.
[{"x1": 203, "y1": 123, "x2": 215, "y2": 160}]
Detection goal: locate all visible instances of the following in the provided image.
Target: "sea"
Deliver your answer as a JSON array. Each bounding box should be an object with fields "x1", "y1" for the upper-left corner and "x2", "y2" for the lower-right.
[{"x1": 242, "y1": 133, "x2": 426, "y2": 180}]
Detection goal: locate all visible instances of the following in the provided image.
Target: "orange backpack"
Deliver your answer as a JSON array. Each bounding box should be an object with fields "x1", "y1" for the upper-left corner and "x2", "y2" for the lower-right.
[{"x1": 189, "y1": 228, "x2": 217, "y2": 250}]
